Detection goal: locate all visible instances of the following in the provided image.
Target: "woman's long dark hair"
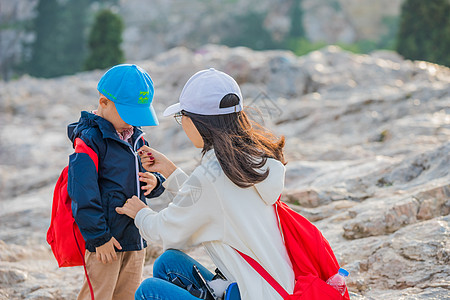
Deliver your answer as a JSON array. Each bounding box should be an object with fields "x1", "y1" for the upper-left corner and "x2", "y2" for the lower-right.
[{"x1": 184, "y1": 93, "x2": 285, "y2": 188}]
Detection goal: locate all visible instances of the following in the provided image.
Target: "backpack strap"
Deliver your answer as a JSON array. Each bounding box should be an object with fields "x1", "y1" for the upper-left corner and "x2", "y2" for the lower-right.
[
  {"x1": 234, "y1": 248, "x2": 289, "y2": 298},
  {"x1": 74, "y1": 223, "x2": 95, "y2": 300},
  {"x1": 234, "y1": 195, "x2": 290, "y2": 299}
]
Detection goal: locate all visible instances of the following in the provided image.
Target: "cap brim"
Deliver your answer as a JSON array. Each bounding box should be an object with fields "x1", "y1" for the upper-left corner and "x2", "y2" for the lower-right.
[
  {"x1": 163, "y1": 103, "x2": 182, "y2": 117},
  {"x1": 115, "y1": 103, "x2": 159, "y2": 126}
]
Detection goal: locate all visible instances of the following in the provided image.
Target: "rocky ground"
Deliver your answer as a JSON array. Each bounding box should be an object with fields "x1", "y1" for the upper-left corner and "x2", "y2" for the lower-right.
[{"x1": 0, "y1": 45, "x2": 449, "y2": 299}]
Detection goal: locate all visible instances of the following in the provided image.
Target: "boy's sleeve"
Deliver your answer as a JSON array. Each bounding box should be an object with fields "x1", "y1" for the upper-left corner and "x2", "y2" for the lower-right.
[
  {"x1": 68, "y1": 135, "x2": 112, "y2": 249},
  {"x1": 146, "y1": 172, "x2": 165, "y2": 198}
]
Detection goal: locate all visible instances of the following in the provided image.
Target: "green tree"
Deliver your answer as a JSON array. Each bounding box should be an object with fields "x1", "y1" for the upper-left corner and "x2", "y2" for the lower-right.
[
  {"x1": 289, "y1": 0, "x2": 305, "y2": 39},
  {"x1": 221, "y1": 11, "x2": 281, "y2": 50},
  {"x1": 285, "y1": 0, "x2": 308, "y2": 54},
  {"x1": 60, "y1": 0, "x2": 90, "y2": 74},
  {"x1": 84, "y1": 9, "x2": 124, "y2": 70},
  {"x1": 397, "y1": 0, "x2": 450, "y2": 66},
  {"x1": 27, "y1": 0, "x2": 91, "y2": 77},
  {"x1": 28, "y1": 0, "x2": 65, "y2": 77}
]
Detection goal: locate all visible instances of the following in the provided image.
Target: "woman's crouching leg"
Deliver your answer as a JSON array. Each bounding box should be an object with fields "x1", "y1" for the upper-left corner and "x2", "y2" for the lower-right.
[
  {"x1": 153, "y1": 249, "x2": 214, "y2": 284},
  {"x1": 135, "y1": 277, "x2": 201, "y2": 300}
]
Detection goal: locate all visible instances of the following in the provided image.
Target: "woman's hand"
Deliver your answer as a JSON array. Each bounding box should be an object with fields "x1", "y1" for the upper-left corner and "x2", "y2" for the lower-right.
[
  {"x1": 115, "y1": 196, "x2": 147, "y2": 219},
  {"x1": 139, "y1": 172, "x2": 157, "y2": 196},
  {"x1": 138, "y1": 146, "x2": 177, "y2": 178}
]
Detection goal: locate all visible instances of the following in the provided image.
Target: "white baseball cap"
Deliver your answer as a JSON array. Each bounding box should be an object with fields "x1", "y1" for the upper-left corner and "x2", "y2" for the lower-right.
[{"x1": 163, "y1": 68, "x2": 243, "y2": 116}]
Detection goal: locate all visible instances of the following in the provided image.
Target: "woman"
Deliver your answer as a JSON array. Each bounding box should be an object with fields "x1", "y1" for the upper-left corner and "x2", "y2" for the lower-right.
[{"x1": 116, "y1": 68, "x2": 295, "y2": 300}]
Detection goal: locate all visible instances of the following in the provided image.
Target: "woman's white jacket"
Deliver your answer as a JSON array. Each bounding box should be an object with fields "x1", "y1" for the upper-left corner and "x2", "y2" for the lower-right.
[{"x1": 135, "y1": 150, "x2": 295, "y2": 300}]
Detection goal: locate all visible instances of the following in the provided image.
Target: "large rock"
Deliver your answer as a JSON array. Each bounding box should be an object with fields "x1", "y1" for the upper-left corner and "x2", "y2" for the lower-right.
[{"x1": 0, "y1": 45, "x2": 449, "y2": 299}]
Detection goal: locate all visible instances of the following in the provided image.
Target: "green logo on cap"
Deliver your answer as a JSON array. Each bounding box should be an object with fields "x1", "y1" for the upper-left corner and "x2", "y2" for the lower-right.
[
  {"x1": 138, "y1": 91, "x2": 149, "y2": 104},
  {"x1": 102, "y1": 89, "x2": 117, "y2": 100}
]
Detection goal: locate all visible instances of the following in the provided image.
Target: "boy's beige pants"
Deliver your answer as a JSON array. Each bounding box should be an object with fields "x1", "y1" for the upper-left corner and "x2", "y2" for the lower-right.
[{"x1": 77, "y1": 249, "x2": 145, "y2": 300}]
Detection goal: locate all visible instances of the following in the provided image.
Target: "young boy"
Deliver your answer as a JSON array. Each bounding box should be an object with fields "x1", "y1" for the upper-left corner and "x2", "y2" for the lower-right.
[{"x1": 67, "y1": 64, "x2": 165, "y2": 300}]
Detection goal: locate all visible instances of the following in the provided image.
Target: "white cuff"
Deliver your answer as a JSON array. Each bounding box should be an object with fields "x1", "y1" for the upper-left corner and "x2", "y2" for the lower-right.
[{"x1": 134, "y1": 207, "x2": 156, "y2": 229}]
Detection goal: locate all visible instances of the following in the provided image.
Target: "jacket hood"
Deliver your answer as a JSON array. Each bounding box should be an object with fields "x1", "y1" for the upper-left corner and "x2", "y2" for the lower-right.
[
  {"x1": 68, "y1": 111, "x2": 116, "y2": 143},
  {"x1": 67, "y1": 111, "x2": 143, "y2": 146},
  {"x1": 253, "y1": 158, "x2": 285, "y2": 205}
]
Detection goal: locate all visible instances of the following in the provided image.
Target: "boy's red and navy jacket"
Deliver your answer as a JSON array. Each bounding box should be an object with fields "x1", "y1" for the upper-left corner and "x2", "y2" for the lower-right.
[{"x1": 67, "y1": 111, "x2": 165, "y2": 252}]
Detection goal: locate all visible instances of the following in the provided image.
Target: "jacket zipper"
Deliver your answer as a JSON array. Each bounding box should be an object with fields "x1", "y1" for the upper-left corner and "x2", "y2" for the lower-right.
[{"x1": 131, "y1": 132, "x2": 146, "y2": 249}]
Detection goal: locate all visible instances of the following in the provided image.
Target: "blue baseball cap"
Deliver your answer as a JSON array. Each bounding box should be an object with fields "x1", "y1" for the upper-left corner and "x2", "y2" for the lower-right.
[{"x1": 97, "y1": 64, "x2": 159, "y2": 126}]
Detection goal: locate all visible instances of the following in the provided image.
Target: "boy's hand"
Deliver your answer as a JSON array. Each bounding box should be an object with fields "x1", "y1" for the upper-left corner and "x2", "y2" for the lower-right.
[
  {"x1": 95, "y1": 237, "x2": 122, "y2": 264},
  {"x1": 116, "y1": 196, "x2": 147, "y2": 219},
  {"x1": 138, "y1": 146, "x2": 177, "y2": 178},
  {"x1": 139, "y1": 172, "x2": 157, "y2": 196}
]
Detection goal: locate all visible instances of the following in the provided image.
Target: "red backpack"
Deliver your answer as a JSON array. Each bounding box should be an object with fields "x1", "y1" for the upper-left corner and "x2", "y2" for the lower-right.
[
  {"x1": 46, "y1": 137, "x2": 97, "y2": 300},
  {"x1": 236, "y1": 198, "x2": 350, "y2": 300}
]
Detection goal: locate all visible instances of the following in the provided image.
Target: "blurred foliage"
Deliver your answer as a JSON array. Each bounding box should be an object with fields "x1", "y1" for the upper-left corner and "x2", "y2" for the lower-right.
[
  {"x1": 27, "y1": 0, "x2": 91, "y2": 78},
  {"x1": 287, "y1": 38, "x2": 376, "y2": 56},
  {"x1": 379, "y1": 16, "x2": 400, "y2": 50},
  {"x1": 289, "y1": 0, "x2": 305, "y2": 39},
  {"x1": 27, "y1": 0, "x2": 66, "y2": 78},
  {"x1": 221, "y1": 11, "x2": 283, "y2": 50},
  {"x1": 25, "y1": 0, "x2": 118, "y2": 78},
  {"x1": 0, "y1": 5, "x2": 32, "y2": 80},
  {"x1": 84, "y1": 9, "x2": 124, "y2": 70},
  {"x1": 221, "y1": 0, "x2": 305, "y2": 50},
  {"x1": 329, "y1": 0, "x2": 342, "y2": 12},
  {"x1": 12, "y1": 0, "x2": 450, "y2": 79},
  {"x1": 287, "y1": 39, "x2": 326, "y2": 56},
  {"x1": 397, "y1": 0, "x2": 450, "y2": 66},
  {"x1": 62, "y1": 0, "x2": 90, "y2": 74},
  {"x1": 221, "y1": 0, "x2": 400, "y2": 58}
]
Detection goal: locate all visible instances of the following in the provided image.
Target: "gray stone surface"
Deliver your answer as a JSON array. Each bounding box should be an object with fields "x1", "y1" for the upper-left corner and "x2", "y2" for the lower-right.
[{"x1": 0, "y1": 45, "x2": 449, "y2": 299}]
